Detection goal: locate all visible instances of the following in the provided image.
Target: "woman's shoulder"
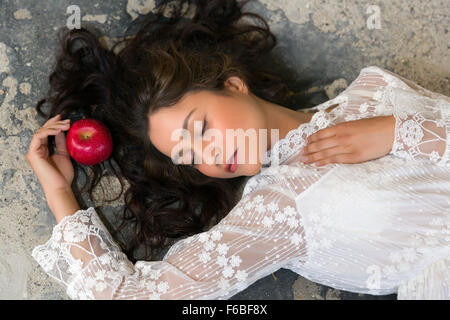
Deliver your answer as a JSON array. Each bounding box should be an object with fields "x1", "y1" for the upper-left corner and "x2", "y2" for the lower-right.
[
  {"x1": 355, "y1": 65, "x2": 437, "y2": 96},
  {"x1": 358, "y1": 65, "x2": 401, "y2": 78},
  {"x1": 355, "y1": 65, "x2": 400, "y2": 85},
  {"x1": 359, "y1": 65, "x2": 385, "y2": 74}
]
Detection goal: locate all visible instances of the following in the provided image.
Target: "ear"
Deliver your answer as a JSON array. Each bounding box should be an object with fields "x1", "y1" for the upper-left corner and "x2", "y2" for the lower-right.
[{"x1": 224, "y1": 76, "x2": 249, "y2": 95}]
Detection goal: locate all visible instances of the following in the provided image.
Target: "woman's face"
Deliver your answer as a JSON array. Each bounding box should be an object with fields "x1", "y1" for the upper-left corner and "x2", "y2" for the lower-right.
[{"x1": 148, "y1": 77, "x2": 269, "y2": 178}]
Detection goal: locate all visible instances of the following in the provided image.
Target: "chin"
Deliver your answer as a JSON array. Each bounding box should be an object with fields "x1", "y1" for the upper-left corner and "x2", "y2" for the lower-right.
[{"x1": 204, "y1": 163, "x2": 262, "y2": 178}]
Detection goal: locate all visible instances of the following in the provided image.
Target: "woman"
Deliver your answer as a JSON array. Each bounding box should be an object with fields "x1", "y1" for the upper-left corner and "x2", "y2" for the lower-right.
[{"x1": 26, "y1": 0, "x2": 449, "y2": 299}]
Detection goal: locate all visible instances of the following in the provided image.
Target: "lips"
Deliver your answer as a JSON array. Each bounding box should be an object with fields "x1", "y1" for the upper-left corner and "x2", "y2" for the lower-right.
[{"x1": 225, "y1": 149, "x2": 238, "y2": 173}]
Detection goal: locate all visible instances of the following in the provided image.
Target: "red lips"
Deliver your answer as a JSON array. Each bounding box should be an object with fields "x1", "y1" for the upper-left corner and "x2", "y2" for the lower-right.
[{"x1": 225, "y1": 149, "x2": 238, "y2": 173}]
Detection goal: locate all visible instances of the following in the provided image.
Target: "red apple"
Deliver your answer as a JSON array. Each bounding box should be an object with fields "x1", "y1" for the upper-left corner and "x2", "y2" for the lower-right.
[{"x1": 66, "y1": 118, "x2": 113, "y2": 166}]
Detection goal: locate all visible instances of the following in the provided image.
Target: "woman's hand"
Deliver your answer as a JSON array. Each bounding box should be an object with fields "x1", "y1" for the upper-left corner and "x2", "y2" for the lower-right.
[
  {"x1": 299, "y1": 115, "x2": 396, "y2": 167},
  {"x1": 26, "y1": 114, "x2": 74, "y2": 193}
]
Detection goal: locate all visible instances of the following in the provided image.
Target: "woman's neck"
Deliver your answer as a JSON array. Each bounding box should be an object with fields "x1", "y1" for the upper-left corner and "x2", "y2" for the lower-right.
[{"x1": 256, "y1": 96, "x2": 316, "y2": 151}]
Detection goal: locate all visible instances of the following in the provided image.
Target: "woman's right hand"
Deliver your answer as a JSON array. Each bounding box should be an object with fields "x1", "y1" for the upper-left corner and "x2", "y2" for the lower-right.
[
  {"x1": 26, "y1": 114, "x2": 75, "y2": 193},
  {"x1": 300, "y1": 115, "x2": 395, "y2": 167}
]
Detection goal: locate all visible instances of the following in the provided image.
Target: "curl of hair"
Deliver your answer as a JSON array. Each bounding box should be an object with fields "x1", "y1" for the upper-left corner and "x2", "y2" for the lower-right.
[{"x1": 36, "y1": 0, "x2": 292, "y2": 262}]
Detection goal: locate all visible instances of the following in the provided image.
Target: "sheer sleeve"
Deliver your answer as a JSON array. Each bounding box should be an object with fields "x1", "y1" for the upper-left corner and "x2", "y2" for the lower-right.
[
  {"x1": 31, "y1": 188, "x2": 306, "y2": 300},
  {"x1": 343, "y1": 66, "x2": 450, "y2": 168}
]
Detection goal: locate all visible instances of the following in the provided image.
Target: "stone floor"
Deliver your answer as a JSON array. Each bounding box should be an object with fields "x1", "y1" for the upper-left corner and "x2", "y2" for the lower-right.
[{"x1": 1, "y1": 0, "x2": 448, "y2": 300}]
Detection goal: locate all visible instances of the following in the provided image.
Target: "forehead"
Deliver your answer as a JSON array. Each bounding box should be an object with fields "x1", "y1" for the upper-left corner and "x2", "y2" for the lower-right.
[
  {"x1": 148, "y1": 104, "x2": 185, "y2": 157},
  {"x1": 147, "y1": 90, "x2": 211, "y2": 157}
]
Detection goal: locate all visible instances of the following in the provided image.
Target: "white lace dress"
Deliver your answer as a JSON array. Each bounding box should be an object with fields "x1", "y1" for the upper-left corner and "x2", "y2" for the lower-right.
[{"x1": 31, "y1": 66, "x2": 450, "y2": 300}]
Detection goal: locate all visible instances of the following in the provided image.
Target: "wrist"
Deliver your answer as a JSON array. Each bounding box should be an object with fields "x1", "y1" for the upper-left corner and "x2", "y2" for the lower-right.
[
  {"x1": 45, "y1": 187, "x2": 81, "y2": 224},
  {"x1": 386, "y1": 115, "x2": 396, "y2": 151}
]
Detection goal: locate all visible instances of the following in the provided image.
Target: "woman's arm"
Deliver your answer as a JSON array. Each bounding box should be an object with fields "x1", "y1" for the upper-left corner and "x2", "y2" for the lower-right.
[
  {"x1": 300, "y1": 66, "x2": 450, "y2": 168},
  {"x1": 300, "y1": 115, "x2": 396, "y2": 166},
  {"x1": 388, "y1": 99, "x2": 449, "y2": 167},
  {"x1": 46, "y1": 188, "x2": 81, "y2": 224},
  {"x1": 32, "y1": 187, "x2": 306, "y2": 300},
  {"x1": 25, "y1": 113, "x2": 79, "y2": 221}
]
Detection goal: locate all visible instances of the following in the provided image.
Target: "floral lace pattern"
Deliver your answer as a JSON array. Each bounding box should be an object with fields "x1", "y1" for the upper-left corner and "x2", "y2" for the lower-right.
[
  {"x1": 352, "y1": 66, "x2": 450, "y2": 168},
  {"x1": 32, "y1": 187, "x2": 307, "y2": 300},
  {"x1": 262, "y1": 95, "x2": 348, "y2": 168},
  {"x1": 292, "y1": 155, "x2": 450, "y2": 296},
  {"x1": 32, "y1": 66, "x2": 450, "y2": 299}
]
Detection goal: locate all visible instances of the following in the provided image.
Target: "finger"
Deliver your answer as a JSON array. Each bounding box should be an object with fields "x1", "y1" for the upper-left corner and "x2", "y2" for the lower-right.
[
  {"x1": 50, "y1": 122, "x2": 71, "y2": 155},
  {"x1": 47, "y1": 122, "x2": 71, "y2": 130},
  {"x1": 306, "y1": 126, "x2": 337, "y2": 144},
  {"x1": 44, "y1": 114, "x2": 62, "y2": 126},
  {"x1": 35, "y1": 123, "x2": 70, "y2": 139},
  {"x1": 43, "y1": 119, "x2": 70, "y2": 129},
  {"x1": 29, "y1": 127, "x2": 65, "y2": 153},
  {"x1": 302, "y1": 145, "x2": 351, "y2": 164},
  {"x1": 55, "y1": 126, "x2": 70, "y2": 156},
  {"x1": 302, "y1": 136, "x2": 340, "y2": 156},
  {"x1": 314, "y1": 153, "x2": 358, "y2": 167},
  {"x1": 47, "y1": 123, "x2": 71, "y2": 142}
]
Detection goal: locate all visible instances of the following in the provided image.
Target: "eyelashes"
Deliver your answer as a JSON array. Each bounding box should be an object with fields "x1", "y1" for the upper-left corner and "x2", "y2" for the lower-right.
[
  {"x1": 191, "y1": 118, "x2": 207, "y2": 166},
  {"x1": 201, "y1": 118, "x2": 207, "y2": 136}
]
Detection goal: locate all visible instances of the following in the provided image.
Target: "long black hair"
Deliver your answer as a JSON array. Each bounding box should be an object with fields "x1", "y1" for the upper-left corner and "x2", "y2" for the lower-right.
[{"x1": 36, "y1": 0, "x2": 292, "y2": 262}]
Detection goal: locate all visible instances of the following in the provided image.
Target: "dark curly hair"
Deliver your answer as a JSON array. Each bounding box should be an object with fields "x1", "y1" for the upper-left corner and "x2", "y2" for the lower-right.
[{"x1": 36, "y1": 0, "x2": 293, "y2": 262}]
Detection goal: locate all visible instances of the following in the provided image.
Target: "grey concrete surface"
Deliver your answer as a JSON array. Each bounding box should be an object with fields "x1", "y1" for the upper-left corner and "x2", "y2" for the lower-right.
[{"x1": 1, "y1": 0, "x2": 448, "y2": 300}]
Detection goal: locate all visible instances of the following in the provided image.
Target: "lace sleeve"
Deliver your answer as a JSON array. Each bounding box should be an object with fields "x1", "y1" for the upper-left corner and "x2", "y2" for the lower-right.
[
  {"x1": 31, "y1": 188, "x2": 306, "y2": 300},
  {"x1": 343, "y1": 66, "x2": 450, "y2": 168}
]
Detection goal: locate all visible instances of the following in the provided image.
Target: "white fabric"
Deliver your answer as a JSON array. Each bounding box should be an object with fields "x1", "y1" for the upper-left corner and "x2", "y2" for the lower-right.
[{"x1": 32, "y1": 66, "x2": 450, "y2": 300}]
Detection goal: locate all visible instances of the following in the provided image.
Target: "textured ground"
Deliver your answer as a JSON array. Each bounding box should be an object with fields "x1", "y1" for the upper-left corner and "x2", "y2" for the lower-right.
[{"x1": 0, "y1": 0, "x2": 448, "y2": 300}]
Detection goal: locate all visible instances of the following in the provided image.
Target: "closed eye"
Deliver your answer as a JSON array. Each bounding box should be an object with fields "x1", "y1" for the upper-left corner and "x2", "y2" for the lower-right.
[
  {"x1": 191, "y1": 117, "x2": 207, "y2": 166},
  {"x1": 202, "y1": 118, "x2": 207, "y2": 135}
]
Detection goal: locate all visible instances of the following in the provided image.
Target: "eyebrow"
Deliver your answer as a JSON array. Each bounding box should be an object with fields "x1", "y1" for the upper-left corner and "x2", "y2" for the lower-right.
[{"x1": 183, "y1": 107, "x2": 197, "y2": 131}]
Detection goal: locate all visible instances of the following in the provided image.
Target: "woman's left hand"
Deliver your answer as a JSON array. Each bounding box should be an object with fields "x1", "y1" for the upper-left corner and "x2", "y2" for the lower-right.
[{"x1": 299, "y1": 115, "x2": 396, "y2": 166}]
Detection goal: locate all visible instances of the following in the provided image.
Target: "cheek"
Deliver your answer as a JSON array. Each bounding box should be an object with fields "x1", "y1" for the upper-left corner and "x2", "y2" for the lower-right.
[
  {"x1": 198, "y1": 166, "x2": 222, "y2": 178},
  {"x1": 212, "y1": 112, "x2": 265, "y2": 160}
]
